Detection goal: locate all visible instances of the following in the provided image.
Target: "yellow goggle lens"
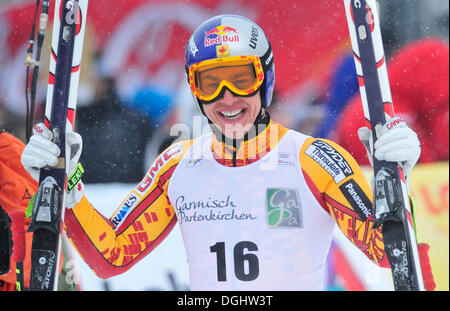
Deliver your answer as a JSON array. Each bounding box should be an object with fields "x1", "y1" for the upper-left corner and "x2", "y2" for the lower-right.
[{"x1": 189, "y1": 56, "x2": 265, "y2": 102}]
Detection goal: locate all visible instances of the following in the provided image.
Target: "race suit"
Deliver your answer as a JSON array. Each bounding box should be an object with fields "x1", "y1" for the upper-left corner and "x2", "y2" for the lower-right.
[{"x1": 64, "y1": 120, "x2": 389, "y2": 290}]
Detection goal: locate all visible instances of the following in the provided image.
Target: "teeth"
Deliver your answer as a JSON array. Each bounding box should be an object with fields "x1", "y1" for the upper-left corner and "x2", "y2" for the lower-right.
[{"x1": 220, "y1": 109, "x2": 244, "y2": 119}]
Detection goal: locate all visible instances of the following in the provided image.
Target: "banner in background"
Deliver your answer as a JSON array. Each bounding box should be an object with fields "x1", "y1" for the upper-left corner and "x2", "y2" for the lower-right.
[
  {"x1": 409, "y1": 162, "x2": 449, "y2": 291},
  {"x1": 0, "y1": 0, "x2": 349, "y2": 116}
]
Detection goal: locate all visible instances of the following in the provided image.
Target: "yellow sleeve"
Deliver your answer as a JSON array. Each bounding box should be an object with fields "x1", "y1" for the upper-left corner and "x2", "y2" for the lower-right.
[
  {"x1": 64, "y1": 140, "x2": 194, "y2": 278},
  {"x1": 300, "y1": 137, "x2": 389, "y2": 267}
]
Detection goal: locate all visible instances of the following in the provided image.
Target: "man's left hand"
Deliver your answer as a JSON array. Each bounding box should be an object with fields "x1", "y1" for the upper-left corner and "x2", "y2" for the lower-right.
[{"x1": 358, "y1": 116, "x2": 421, "y2": 177}]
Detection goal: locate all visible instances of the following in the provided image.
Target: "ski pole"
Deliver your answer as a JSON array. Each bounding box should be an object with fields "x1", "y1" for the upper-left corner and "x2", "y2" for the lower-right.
[{"x1": 10, "y1": 211, "x2": 26, "y2": 291}]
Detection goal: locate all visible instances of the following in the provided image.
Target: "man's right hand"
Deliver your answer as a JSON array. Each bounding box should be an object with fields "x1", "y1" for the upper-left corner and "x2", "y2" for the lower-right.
[
  {"x1": 21, "y1": 123, "x2": 62, "y2": 182},
  {"x1": 21, "y1": 123, "x2": 84, "y2": 208},
  {"x1": 21, "y1": 123, "x2": 83, "y2": 181}
]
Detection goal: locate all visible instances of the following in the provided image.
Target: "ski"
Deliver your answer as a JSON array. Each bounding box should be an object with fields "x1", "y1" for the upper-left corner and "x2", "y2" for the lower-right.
[
  {"x1": 343, "y1": 0, "x2": 424, "y2": 290},
  {"x1": 27, "y1": 0, "x2": 88, "y2": 291}
]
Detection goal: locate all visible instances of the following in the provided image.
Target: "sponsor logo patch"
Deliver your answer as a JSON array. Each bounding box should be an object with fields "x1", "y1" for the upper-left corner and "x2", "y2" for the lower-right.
[
  {"x1": 305, "y1": 140, "x2": 354, "y2": 183},
  {"x1": 339, "y1": 180, "x2": 373, "y2": 220},
  {"x1": 111, "y1": 192, "x2": 140, "y2": 228},
  {"x1": 174, "y1": 195, "x2": 256, "y2": 224},
  {"x1": 137, "y1": 144, "x2": 182, "y2": 194},
  {"x1": 266, "y1": 188, "x2": 302, "y2": 228},
  {"x1": 248, "y1": 25, "x2": 259, "y2": 49},
  {"x1": 278, "y1": 152, "x2": 294, "y2": 166},
  {"x1": 204, "y1": 25, "x2": 239, "y2": 47},
  {"x1": 188, "y1": 37, "x2": 198, "y2": 57},
  {"x1": 186, "y1": 156, "x2": 203, "y2": 168},
  {"x1": 216, "y1": 44, "x2": 229, "y2": 57}
]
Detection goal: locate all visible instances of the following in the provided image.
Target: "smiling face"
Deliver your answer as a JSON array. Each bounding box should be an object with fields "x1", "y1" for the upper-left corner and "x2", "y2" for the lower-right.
[{"x1": 202, "y1": 89, "x2": 262, "y2": 140}]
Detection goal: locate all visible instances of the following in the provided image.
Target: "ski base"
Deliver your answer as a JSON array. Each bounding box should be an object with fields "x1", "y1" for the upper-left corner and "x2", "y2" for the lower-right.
[
  {"x1": 28, "y1": 169, "x2": 65, "y2": 291},
  {"x1": 382, "y1": 221, "x2": 420, "y2": 290},
  {"x1": 29, "y1": 235, "x2": 59, "y2": 291}
]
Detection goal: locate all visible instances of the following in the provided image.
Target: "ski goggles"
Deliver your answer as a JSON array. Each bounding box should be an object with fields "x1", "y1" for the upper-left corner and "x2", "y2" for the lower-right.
[{"x1": 188, "y1": 55, "x2": 265, "y2": 102}]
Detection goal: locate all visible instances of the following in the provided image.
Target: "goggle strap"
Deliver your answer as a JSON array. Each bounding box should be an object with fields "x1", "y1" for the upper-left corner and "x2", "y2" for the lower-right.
[{"x1": 260, "y1": 41, "x2": 274, "y2": 72}]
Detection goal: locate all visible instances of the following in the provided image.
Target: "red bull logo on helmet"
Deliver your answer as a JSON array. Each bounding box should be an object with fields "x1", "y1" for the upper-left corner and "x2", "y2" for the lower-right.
[{"x1": 204, "y1": 25, "x2": 239, "y2": 47}]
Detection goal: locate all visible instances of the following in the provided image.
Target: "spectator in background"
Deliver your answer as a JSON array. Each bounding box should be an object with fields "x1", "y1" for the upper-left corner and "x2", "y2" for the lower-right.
[
  {"x1": 76, "y1": 76, "x2": 154, "y2": 183},
  {"x1": 314, "y1": 54, "x2": 359, "y2": 139},
  {"x1": 0, "y1": 130, "x2": 37, "y2": 291},
  {"x1": 0, "y1": 130, "x2": 77, "y2": 291},
  {"x1": 131, "y1": 85, "x2": 180, "y2": 165},
  {"x1": 131, "y1": 86, "x2": 175, "y2": 130},
  {"x1": 332, "y1": 38, "x2": 449, "y2": 165},
  {"x1": 0, "y1": 104, "x2": 28, "y2": 144}
]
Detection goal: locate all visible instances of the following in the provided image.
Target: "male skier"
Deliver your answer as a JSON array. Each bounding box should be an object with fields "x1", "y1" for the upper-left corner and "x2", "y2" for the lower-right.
[{"x1": 21, "y1": 15, "x2": 427, "y2": 290}]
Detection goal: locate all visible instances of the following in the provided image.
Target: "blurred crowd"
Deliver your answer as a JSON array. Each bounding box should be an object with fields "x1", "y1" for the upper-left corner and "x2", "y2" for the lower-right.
[{"x1": 0, "y1": 0, "x2": 448, "y2": 185}]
